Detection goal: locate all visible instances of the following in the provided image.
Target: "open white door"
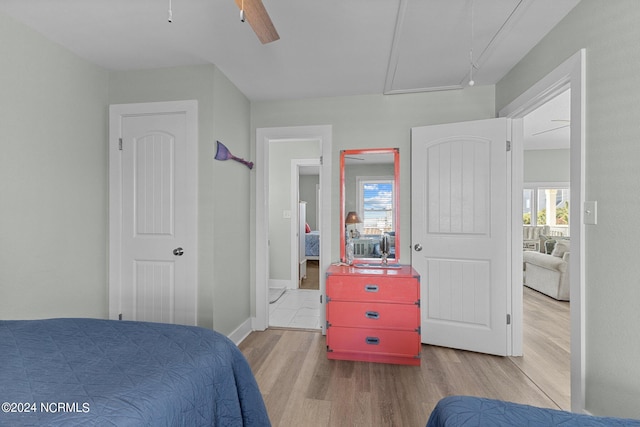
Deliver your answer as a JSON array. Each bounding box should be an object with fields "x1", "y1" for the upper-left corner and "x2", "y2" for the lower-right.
[
  {"x1": 109, "y1": 101, "x2": 198, "y2": 326},
  {"x1": 411, "y1": 118, "x2": 510, "y2": 356}
]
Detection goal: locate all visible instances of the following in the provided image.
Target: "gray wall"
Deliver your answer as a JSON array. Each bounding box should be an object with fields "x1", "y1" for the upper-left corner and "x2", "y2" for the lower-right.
[
  {"x1": 0, "y1": 11, "x2": 253, "y2": 337},
  {"x1": 497, "y1": 0, "x2": 640, "y2": 417},
  {"x1": 524, "y1": 149, "x2": 570, "y2": 183},
  {"x1": 0, "y1": 12, "x2": 109, "y2": 319}
]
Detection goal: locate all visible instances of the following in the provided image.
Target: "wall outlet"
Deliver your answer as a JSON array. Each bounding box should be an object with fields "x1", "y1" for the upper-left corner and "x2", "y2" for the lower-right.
[{"x1": 283, "y1": 210, "x2": 291, "y2": 219}]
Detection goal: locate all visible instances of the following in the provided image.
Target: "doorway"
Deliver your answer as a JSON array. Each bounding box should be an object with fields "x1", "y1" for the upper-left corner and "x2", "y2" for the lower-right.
[
  {"x1": 519, "y1": 88, "x2": 572, "y2": 410},
  {"x1": 500, "y1": 49, "x2": 585, "y2": 412},
  {"x1": 268, "y1": 152, "x2": 321, "y2": 329},
  {"x1": 254, "y1": 125, "x2": 332, "y2": 333}
]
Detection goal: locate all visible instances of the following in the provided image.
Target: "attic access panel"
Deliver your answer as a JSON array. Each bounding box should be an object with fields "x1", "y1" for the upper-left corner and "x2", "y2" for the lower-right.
[{"x1": 385, "y1": 0, "x2": 581, "y2": 94}]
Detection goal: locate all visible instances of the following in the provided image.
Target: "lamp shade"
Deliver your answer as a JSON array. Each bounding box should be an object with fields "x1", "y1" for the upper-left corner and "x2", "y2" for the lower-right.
[{"x1": 345, "y1": 211, "x2": 362, "y2": 224}]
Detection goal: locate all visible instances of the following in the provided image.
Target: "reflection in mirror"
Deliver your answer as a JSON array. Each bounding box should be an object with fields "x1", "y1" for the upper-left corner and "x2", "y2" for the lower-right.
[{"x1": 340, "y1": 148, "x2": 399, "y2": 264}]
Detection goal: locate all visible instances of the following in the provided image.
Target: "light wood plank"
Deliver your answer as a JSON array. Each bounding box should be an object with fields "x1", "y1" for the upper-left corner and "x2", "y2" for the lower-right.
[
  {"x1": 239, "y1": 287, "x2": 570, "y2": 426},
  {"x1": 510, "y1": 286, "x2": 571, "y2": 410}
]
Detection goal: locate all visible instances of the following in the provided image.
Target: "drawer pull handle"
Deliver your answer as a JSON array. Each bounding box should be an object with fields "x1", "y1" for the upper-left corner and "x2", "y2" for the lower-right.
[
  {"x1": 364, "y1": 284, "x2": 379, "y2": 292},
  {"x1": 365, "y1": 337, "x2": 380, "y2": 345},
  {"x1": 365, "y1": 311, "x2": 380, "y2": 319}
]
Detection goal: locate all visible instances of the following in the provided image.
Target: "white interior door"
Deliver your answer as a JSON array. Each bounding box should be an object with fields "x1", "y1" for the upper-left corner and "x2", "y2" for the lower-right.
[
  {"x1": 109, "y1": 101, "x2": 198, "y2": 326},
  {"x1": 411, "y1": 118, "x2": 509, "y2": 356}
]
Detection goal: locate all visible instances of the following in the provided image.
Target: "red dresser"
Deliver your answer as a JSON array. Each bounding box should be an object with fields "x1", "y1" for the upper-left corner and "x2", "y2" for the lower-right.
[{"x1": 325, "y1": 264, "x2": 421, "y2": 365}]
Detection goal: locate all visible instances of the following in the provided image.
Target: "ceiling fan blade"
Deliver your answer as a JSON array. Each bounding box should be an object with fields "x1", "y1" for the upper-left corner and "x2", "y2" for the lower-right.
[
  {"x1": 234, "y1": 0, "x2": 280, "y2": 44},
  {"x1": 532, "y1": 124, "x2": 570, "y2": 136}
]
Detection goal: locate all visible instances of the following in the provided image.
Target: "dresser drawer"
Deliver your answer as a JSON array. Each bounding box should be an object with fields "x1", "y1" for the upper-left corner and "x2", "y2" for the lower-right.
[
  {"x1": 327, "y1": 301, "x2": 419, "y2": 330},
  {"x1": 326, "y1": 275, "x2": 418, "y2": 304},
  {"x1": 327, "y1": 326, "x2": 421, "y2": 360}
]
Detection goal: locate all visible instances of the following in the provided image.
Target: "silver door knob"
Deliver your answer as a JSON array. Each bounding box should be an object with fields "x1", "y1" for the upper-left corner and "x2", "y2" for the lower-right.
[
  {"x1": 173, "y1": 247, "x2": 184, "y2": 256},
  {"x1": 414, "y1": 244, "x2": 422, "y2": 252}
]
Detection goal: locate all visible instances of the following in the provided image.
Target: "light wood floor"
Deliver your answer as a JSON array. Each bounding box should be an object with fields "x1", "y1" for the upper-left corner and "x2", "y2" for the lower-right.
[
  {"x1": 239, "y1": 286, "x2": 570, "y2": 427},
  {"x1": 512, "y1": 286, "x2": 571, "y2": 410},
  {"x1": 300, "y1": 260, "x2": 320, "y2": 290}
]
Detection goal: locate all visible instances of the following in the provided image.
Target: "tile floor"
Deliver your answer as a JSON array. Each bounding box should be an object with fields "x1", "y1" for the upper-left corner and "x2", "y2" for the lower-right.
[{"x1": 269, "y1": 289, "x2": 321, "y2": 329}]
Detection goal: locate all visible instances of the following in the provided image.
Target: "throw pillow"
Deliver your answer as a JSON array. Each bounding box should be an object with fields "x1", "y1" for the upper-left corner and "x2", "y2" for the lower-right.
[
  {"x1": 544, "y1": 238, "x2": 557, "y2": 254},
  {"x1": 551, "y1": 239, "x2": 570, "y2": 257},
  {"x1": 539, "y1": 235, "x2": 551, "y2": 252},
  {"x1": 305, "y1": 223, "x2": 311, "y2": 233}
]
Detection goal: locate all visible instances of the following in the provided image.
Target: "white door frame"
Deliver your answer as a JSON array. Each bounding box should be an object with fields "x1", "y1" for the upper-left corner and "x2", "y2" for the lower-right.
[
  {"x1": 290, "y1": 159, "x2": 321, "y2": 289},
  {"x1": 108, "y1": 100, "x2": 199, "y2": 324},
  {"x1": 254, "y1": 125, "x2": 332, "y2": 332},
  {"x1": 499, "y1": 49, "x2": 585, "y2": 413}
]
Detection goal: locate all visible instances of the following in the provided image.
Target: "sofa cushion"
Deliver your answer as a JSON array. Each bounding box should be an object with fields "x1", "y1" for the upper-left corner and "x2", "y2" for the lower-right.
[
  {"x1": 551, "y1": 239, "x2": 570, "y2": 257},
  {"x1": 523, "y1": 250, "x2": 567, "y2": 273}
]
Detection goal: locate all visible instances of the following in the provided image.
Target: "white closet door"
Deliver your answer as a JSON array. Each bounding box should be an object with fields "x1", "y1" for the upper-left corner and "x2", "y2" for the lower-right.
[
  {"x1": 109, "y1": 101, "x2": 198, "y2": 326},
  {"x1": 412, "y1": 118, "x2": 509, "y2": 356}
]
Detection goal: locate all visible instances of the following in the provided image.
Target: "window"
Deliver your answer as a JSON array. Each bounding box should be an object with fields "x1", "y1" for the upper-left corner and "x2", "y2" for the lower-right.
[
  {"x1": 357, "y1": 177, "x2": 394, "y2": 236},
  {"x1": 523, "y1": 184, "x2": 570, "y2": 236}
]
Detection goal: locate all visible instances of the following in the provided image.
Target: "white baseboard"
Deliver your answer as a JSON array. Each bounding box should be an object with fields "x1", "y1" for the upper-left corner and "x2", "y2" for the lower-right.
[
  {"x1": 251, "y1": 316, "x2": 267, "y2": 332},
  {"x1": 228, "y1": 318, "x2": 253, "y2": 346}
]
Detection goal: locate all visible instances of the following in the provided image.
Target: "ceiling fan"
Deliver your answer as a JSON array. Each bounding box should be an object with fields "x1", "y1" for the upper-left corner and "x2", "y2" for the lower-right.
[
  {"x1": 532, "y1": 119, "x2": 570, "y2": 136},
  {"x1": 235, "y1": 0, "x2": 280, "y2": 44}
]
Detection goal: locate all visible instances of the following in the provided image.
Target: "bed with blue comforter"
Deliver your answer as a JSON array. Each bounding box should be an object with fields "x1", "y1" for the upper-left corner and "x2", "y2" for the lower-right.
[
  {"x1": 427, "y1": 396, "x2": 640, "y2": 427},
  {"x1": 305, "y1": 230, "x2": 320, "y2": 258},
  {"x1": 0, "y1": 318, "x2": 270, "y2": 426}
]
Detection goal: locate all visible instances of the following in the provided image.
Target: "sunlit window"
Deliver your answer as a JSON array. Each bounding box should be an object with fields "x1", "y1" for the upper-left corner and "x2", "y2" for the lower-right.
[
  {"x1": 523, "y1": 184, "x2": 570, "y2": 236},
  {"x1": 357, "y1": 178, "x2": 394, "y2": 235}
]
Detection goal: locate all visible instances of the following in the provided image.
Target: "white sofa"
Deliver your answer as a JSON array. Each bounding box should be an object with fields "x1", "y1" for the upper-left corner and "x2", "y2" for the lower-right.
[{"x1": 523, "y1": 239, "x2": 570, "y2": 301}]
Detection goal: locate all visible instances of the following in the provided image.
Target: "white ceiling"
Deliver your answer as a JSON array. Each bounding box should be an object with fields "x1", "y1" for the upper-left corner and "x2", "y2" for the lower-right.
[
  {"x1": 0, "y1": 0, "x2": 580, "y2": 102},
  {"x1": 524, "y1": 89, "x2": 571, "y2": 150},
  {"x1": 1, "y1": 0, "x2": 576, "y2": 150}
]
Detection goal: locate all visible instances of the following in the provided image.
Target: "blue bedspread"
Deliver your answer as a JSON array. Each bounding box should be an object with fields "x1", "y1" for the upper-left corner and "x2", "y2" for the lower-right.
[
  {"x1": 427, "y1": 396, "x2": 640, "y2": 427},
  {"x1": 305, "y1": 231, "x2": 320, "y2": 257},
  {"x1": 0, "y1": 318, "x2": 270, "y2": 426}
]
